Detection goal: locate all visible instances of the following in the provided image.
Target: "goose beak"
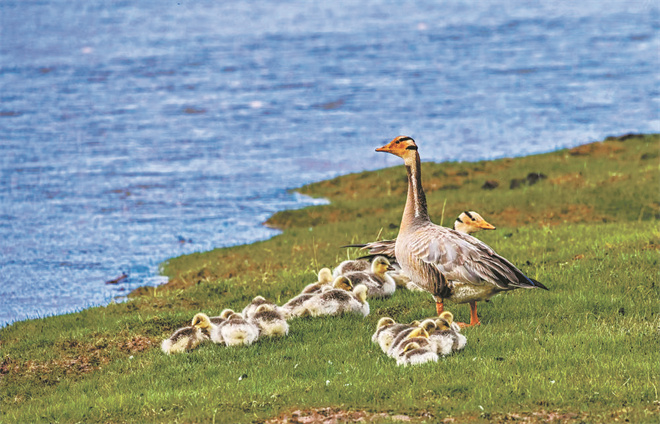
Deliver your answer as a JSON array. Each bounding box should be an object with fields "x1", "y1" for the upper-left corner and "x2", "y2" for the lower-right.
[
  {"x1": 376, "y1": 145, "x2": 391, "y2": 153},
  {"x1": 479, "y1": 221, "x2": 496, "y2": 230},
  {"x1": 386, "y1": 265, "x2": 396, "y2": 271}
]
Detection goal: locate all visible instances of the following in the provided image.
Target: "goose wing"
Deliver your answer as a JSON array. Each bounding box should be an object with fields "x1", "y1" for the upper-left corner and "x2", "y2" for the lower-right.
[
  {"x1": 343, "y1": 239, "x2": 396, "y2": 259},
  {"x1": 406, "y1": 224, "x2": 547, "y2": 290}
]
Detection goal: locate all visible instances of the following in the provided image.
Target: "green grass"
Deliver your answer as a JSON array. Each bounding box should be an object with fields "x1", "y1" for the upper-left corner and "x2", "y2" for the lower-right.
[{"x1": 1, "y1": 134, "x2": 659, "y2": 423}]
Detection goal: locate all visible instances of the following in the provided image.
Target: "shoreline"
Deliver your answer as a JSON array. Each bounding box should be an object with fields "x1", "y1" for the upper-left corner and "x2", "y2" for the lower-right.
[
  {"x1": 2, "y1": 133, "x2": 658, "y2": 423},
  {"x1": 151, "y1": 132, "x2": 658, "y2": 296}
]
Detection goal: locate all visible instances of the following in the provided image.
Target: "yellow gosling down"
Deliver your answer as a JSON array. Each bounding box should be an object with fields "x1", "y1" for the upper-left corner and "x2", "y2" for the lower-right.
[
  {"x1": 342, "y1": 256, "x2": 396, "y2": 299},
  {"x1": 297, "y1": 281, "x2": 370, "y2": 317},
  {"x1": 248, "y1": 304, "x2": 289, "y2": 337},
  {"x1": 161, "y1": 313, "x2": 211, "y2": 354},
  {"x1": 216, "y1": 311, "x2": 259, "y2": 346}
]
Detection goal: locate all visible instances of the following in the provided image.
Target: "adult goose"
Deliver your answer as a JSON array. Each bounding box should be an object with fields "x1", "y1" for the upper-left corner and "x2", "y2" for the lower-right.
[{"x1": 375, "y1": 136, "x2": 547, "y2": 326}]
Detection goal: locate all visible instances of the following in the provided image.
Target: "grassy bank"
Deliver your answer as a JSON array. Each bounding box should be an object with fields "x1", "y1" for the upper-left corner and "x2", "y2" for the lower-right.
[{"x1": 1, "y1": 134, "x2": 658, "y2": 423}]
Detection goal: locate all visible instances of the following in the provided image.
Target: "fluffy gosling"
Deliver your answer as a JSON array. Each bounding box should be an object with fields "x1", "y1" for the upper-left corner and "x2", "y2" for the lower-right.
[
  {"x1": 342, "y1": 256, "x2": 396, "y2": 298},
  {"x1": 216, "y1": 311, "x2": 259, "y2": 346},
  {"x1": 298, "y1": 281, "x2": 370, "y2": 317},
  {"x1": 396, "y1": 340, "x2": 439, "y2": 367},
  {"x1": 248, "y1": 304, "x2": 289, "y2": 337},
  {"x1": 161, "y1": 313, "x2": 211, "y2": 354}
]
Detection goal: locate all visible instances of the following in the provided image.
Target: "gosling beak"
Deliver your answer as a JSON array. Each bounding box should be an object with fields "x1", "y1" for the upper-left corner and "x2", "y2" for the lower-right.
[{"x1": 386, "y1": 265, "x2": 396, "y2": 271}]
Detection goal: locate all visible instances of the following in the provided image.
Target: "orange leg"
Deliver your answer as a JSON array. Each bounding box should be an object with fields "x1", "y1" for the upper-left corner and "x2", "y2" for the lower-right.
[
  {"x1": 435, "y1": 300, "x2": 444, "y2": 315},
  {"x1": 469, "y1": 301, "x2": 481, "y2": 326},
  {"x1": 458, "y1": 301, "x2": 481, "y2": 328}
]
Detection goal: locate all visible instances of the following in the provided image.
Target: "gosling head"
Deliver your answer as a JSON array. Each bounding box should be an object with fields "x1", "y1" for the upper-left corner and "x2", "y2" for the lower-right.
[
  {"x1": 376, "y1": 136, "x2": 418, "y2": 164},
  {"x1": 439, "y1": 311, "x2": 454, "y2": 325},
  {"x1": 191, "y1": 313, "x2": 211, "y2": 329},
  {"x1": 254, "y1": 303, "x2": 275, "y2": 314},
  {"x1": 433, "y1": 311, "x2": 454, "y2": 331},
  {"x1": 402, "y1": 341, "x2": 422, "y2": 353},
  {"x1": 419, "y1": 319, "x2": 438, "y2": 333},
  {"x1": 407, "y1": 327, "x2": 430, "y2": 339},
  {"x1": 318, "y1": 268, "x2": 333, "y2": 284},
  {"x1": 219, "y1": 309, "x2": 236, "y2": 320},
  {"x1": 353, "y1": 284, "x2": 368, "y2": 303},
  {"x1": 454, "y1": 211, "x2": 496, "y2": 234},
  {"x1": 371, "y1": 256, "x2": 395, "y2": 276},
  {"x1": 376, "y1": 317, "x2": 396, "y2": 330},
  {"x1": 332, "y1": 276, "x2": 354, "y2": 291}
]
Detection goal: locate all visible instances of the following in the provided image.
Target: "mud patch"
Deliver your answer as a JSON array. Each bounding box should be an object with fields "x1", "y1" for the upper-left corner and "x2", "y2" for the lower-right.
[
  {"x1": 1, "y1": 334, "x2": 157, "y2": 388},
  {"x1": 549, "y1": 173, "x2": 585, "y2": 187},
  {"x1": 491, "y1": 204, "x2": 603, "y2": 228},
  {"x1": 568, "y1": 142, "x2": 624, "y2": 156},
  {"x1": 263, "y1": 407, "x2": 433, "y2": 424}
]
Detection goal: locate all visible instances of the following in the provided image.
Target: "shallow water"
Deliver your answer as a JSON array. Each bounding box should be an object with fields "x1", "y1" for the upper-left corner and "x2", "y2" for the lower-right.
[{"x1": 0, "y1": 0, "x2": 658, "y2": 326}]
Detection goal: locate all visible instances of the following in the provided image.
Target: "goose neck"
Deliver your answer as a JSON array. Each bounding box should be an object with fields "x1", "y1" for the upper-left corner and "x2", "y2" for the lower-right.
[{"x1": 402, "y1": 152, "x2": 429, "y2": 225}]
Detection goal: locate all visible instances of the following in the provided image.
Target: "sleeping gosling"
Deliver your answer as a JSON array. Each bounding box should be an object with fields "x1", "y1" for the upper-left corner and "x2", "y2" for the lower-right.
[
  {"x1": 301, "y1": 267, "x2": 339, "y2": 294},
  {"x1": 298, "y1": 281, "x2": 369, "y2": 317},
  {"x1": 248, "y1": 303, "x2": 289, "y2": 337},
  {"x1": 242, "y1": 295, "x2": 286, "y2": 321},
  {"x1": 286, "y1": 276, "x2": 354, "y2": 317},
  {"x1": 161, "y1": 313, "x2": 211, "y2": 354},
  {"x1": 422, "y1": 312, "x2": 467, "y2": 354},
  {"x1": 396, "y1": 340, "x2": 439, "y2": 367},
  {"x1": 372, "y1": 317, "x2": 419, "y2": 354},
  {"x1": 215, "y1": 311, "x2": 259, "y2": 346},
  {"x1": 387, "y1": 326, "x2": 429, "y2": 358},
  {"x1": 342, "y1": 256, "x2": 396, "y2": 298}
]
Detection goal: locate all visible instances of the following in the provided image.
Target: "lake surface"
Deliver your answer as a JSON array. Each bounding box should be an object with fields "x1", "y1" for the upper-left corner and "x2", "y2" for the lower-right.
[{"x1": 0, "y1": 0, "x2": 658, "y2": 326}]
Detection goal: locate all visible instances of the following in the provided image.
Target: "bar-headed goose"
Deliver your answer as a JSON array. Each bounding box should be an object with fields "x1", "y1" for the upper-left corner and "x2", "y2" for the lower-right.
[{"x1": 375, "y1": 136, "x2": 547, "y2": 327}]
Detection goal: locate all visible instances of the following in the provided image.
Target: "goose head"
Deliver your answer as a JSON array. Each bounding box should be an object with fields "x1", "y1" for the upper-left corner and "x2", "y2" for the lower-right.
[
  {"x1": 371, "y1": 256, "x2": 395, "y2": 276},
  {"x1": 454, "y1": 211, "x2": 496, "y2": 234},
  {"x1": 376, "y1": 136, "x2": 418, "y2": 164}
]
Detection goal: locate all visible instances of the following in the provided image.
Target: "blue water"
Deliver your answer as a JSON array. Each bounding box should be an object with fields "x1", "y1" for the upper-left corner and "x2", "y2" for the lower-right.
[{"x1": 1, "y1": 0, "x2": 658, "y2": 326}]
